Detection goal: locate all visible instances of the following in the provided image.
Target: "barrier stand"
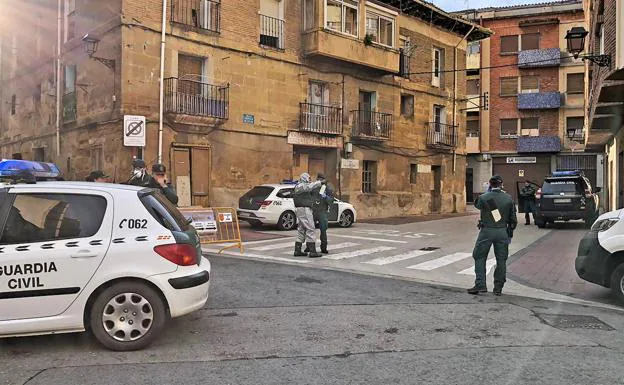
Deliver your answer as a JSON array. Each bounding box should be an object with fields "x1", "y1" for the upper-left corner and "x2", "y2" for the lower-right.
[{"x1": 204, "y1": 207, "x2": 244, "y2": 254}]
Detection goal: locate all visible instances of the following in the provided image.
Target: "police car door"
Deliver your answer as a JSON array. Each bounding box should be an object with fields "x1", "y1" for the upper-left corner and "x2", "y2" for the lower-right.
[{"x1": 0, "y1": 188, "x2": 112, "y2": 320}]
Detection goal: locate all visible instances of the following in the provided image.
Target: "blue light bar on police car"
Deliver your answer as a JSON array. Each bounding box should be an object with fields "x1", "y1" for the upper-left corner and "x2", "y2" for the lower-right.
[
  {"x1": 281, "y1": 179, "x2": 298, "y2": 185},
  {"x1": 551, "y1": 170, "x2": 582, "y2": 177},
  {"x1": 0, "y1": 160, "x2": 62, "y2": 179}
]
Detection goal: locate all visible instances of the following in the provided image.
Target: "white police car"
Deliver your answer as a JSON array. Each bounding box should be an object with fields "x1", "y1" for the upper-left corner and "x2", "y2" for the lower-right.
[
  {"x1": 0, "y1": 160, "x2": 210, "y2": 351},
  {"x1": 237, "y1": 182, "x2": 357, "y2": 230}
]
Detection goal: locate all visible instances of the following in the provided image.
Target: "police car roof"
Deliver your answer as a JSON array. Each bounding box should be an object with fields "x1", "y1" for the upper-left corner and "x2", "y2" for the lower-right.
[{"x1": 0, "y1": 181, "x2": 145, "y2": 192}]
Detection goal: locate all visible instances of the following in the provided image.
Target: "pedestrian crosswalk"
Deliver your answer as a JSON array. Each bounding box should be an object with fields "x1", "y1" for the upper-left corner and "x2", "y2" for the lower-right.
[{"x1": 204, "y1": 236, "x2": 496, "y2": 278}]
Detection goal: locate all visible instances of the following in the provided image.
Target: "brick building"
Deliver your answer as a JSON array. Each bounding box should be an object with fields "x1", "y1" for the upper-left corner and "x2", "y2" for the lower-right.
[
  {"x1": 457, "y1": 1, "x2": 602, "y2": 203},
  {"x1": 585, "y1": 0, "x2": 624, "y2": 211},
  {"x1": 0, "y1": 0, "x2": 490, "y2": 218}
]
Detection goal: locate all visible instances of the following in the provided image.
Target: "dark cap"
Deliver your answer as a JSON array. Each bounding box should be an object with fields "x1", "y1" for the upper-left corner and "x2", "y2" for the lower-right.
[
  {"x1": 132, "y1": 159, "x2": 146, "y2": 168},
  {"x1": 489, "y1": 175, "x2": 503, "y2": 185},
  {"x1": 88, "y1": 170, "x2": 109, "y2": 180},
  {"x1": 152, "y1": 163, "x2": 166, "y2": 174},
  {"x1": 317, "y1": 173, "x2": 326, "y2": 180}
]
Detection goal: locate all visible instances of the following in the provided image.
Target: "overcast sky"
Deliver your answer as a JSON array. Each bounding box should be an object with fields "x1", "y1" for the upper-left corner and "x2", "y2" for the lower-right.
[{"x1": 432, "y1": 0, "x2": 558, "y2": 12}]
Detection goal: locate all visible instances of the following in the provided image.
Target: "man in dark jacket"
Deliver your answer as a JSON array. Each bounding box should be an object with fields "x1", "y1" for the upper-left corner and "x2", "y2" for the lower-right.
[
  {"x1": 314, "y1": 173, "x2": 333, "y2": 254},
  {"x1": 519, "y1": 181, "x2": 537, "y2": 225},
  {"x1": 126, "y1": 159, "x2": 178, "y2": 205},
  {"x1": 293, "y1": 172, "x2": 322, "y2": 258},
  {"x1": 467, "y1": 175, "x2": 517, "y2": 296}
]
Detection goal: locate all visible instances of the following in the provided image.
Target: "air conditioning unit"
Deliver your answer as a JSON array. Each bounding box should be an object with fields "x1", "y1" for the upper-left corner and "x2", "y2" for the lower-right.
[{"x1": 481, "y1": 154, "x2": 491, "y2": 161}]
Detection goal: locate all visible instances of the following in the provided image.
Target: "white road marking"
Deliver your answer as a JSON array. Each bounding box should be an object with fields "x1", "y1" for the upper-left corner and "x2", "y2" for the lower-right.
[
  {"x1": 330, "y1": 234, "x2": 408, "y2": 244},
  {"x1": 364, "y1": 249, "x2": 435, "y2": 266},
  {"x1": 407, "y1": 252, "x2": 472, "y2": 271},
  {"x1": 325, "y1": 246, "x2": 396, "y2": 260},
  {"x1": 241, "y1": 237, "x2": 292, "y2": 245},
  {"x1": 220, "y1": 251, "x2": 311, "y2": 264},
  {"x1": 251, "y1": 241, "x2": 299, "y2": 251},
  {"x1": 282, "y1": 242, "x2": 359, "y2": 255},
  {"x1": 458, "y1": 259, "x2": 497, "y2": 276}
]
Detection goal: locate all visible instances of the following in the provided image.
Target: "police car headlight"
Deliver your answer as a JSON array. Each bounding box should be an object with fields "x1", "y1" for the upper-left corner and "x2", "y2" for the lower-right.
[{"x1": 592, "y1": 218, "x2": 619, "y2": 232}]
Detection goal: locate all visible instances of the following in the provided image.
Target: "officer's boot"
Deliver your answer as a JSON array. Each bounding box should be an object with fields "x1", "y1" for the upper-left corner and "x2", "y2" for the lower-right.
[
  {"x1": 294, "y1": 242, "x2": 307, "y2": 257},
  {"x1": 307, "y1": 242, "x2": 322, "y2": 258},
  {"x1": 320, "y1": 243, "x2": 329, "y2": 254},
  {"x1": 303, "y1": 244, "x2": 310, "y2": 253}
]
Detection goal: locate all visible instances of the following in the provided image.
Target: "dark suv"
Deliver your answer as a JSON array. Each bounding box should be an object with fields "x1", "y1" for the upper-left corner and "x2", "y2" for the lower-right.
[{"x1": 535, "y1": 171, "x2": 600, "y2": 228}]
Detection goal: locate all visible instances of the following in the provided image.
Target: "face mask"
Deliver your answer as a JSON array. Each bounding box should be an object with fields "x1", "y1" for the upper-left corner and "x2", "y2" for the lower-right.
[{"x1": 132, "y1": 169, "x2": 145, "y2": 178}]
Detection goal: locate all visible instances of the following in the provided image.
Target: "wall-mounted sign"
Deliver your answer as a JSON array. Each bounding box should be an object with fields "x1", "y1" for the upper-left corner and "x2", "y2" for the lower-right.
[
  {"x1": 123, "y1": 115, "x2": 146, "y2": 147},
  {"x1": 242, "y1": 114, "x2": 255, "y2": 124},
  {"x1": 417, "y1": 164, "x2": 432, "y2": 173},
  {"x1": 518, "y1": 170, "x2": 525, "y2": 177},
  {"x1": 506, "y1": 156, "x2": 536, "y2": 164},
  {"x1": 287, "y1": 131, "x2": 343, "y2": 148},
  {"x1": 341, "y1": 159, "x2": 359, "y2": 169}
]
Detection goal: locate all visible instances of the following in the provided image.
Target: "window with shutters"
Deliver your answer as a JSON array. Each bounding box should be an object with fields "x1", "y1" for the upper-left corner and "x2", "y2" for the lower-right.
[
  {"x1": 520, "y1": 118, "x2": 539, "y2": 136},
  {"x1": 365, "y1": 11, "x2": 395, "y2": 47},
  {"x1": 500, "y1": 119, "x2": 518, "y2": 137},
  {"x1": 326, "y1": 0, "x2": 358, "y2": 37},
  {"x1": 410, "y1": 164, "x2": 417, "y2": 184},
  {"x1": 567, "y1": 116, "x2": 584, "y2": 138},
  {"x1": 362, "y1": 160, "x2": 377, "y2": 193},
  {"x1": 400, "y1": 94, "x2": 414, "y2": 118},
  {"x1": 432, "y1": 48, "x2": 444, "y2": 87},
  {"x1": 521, "y1": 33, "x2": 540, "y2": 50},
  {"x1": 520, "y1": 76, "x2": 539, "y2": 93},
  {"x1": 500, "y1": 35, "x2": 519, "y2": 54},
  {"x1": 567, "y1": 73, "x2": 584, "y2": 94},
  {"x1": 500, "y1": 77, "x2": 518, "y2": 96},
  {"x1": 467, "y1": 79, "x2": 479, "y2": 95},
  {"x1": 171, "y1": 0, "x2": 221, "y2": 32},
  {"x1": 466, "y1": 119, "x2": 480, "y2": 137}
]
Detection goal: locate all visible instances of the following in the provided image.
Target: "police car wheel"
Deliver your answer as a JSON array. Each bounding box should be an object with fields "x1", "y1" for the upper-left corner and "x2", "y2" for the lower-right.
[
  {"x1": 89, "y1": 282, "x2": 167, "y2": 351},
  {"x1": 610, "y1": 264, "x2": 624, "y2": 305},
  {"x1": 277, "y1": 211, "x2": 296, "y2": 231},
  {"x1": 339, "y1": 210, "x2": 354, "y2": 228}
]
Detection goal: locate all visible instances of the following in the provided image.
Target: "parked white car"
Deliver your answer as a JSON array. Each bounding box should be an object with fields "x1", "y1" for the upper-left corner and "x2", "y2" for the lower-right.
[
  {"x1": 237, "y1": 183, "x2": 357, "y2": 230},
  {"x1": 0, "y1": 176, "x2": 210, "y2": 351}
]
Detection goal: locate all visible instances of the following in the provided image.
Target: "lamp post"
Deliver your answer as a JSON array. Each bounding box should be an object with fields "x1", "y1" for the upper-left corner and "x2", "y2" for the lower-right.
[
  {"x1": 565, "y1": 27, "x2": 611, "y2": 68},
  {"x1": 81, "y1": 34, "x2": 115, "y2": 71}
]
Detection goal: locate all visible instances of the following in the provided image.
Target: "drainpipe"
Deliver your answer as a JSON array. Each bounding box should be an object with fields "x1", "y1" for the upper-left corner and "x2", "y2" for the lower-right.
[
  {"x1": 55, "y1": 0, "x2": 62, "y2": 158},
  {"x1": 157, "y1": 0, "x2": 168, "y2": 163},
  {"x1": 452, "y1": 25, "x2": 475, "y2": 174}
]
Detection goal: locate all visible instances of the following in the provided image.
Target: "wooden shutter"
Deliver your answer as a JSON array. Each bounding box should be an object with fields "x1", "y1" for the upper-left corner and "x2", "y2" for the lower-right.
[
  {"x1": 500, "y1": 77, "x2": 518, "y2": 96},
  {"x1": 567, "y1": 73, "x2": 584, "y2": 94},
  {"x1": 521, "y1": 33, "x2": 540, "y2": 50},
  {"x1": 500, "y1": 35, "x2": 518, "y2": 53},
  {"x1": 521, "y1": 76, "x2": 539, "y2": 92},
  {"x1": 500, "y1": 119, "x2": 518, "y2": 136}
]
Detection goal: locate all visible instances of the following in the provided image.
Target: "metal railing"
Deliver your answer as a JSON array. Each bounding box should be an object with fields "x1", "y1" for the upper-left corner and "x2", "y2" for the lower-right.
[
  {"x1": 399, "y1": 48, "x2": 411, "y2": 78},
  {"x1": 259, "y1": 14, "x2": 284, "y2": 49},
  {"x1": 171, "y1": 0, "x2": 220, "y2": 33},
  {"x1": 427, "y1": 122, "x2": 458, "y2": 148},
  {"x1": 299, "y1": 103, "x2": 342, "y2": 135},
  {"x1": 351, "y1": 110, "x2": 392, "y2": 140},
  {"x1": 164, "y1": 78, "x2": 229, "y2": 119}
]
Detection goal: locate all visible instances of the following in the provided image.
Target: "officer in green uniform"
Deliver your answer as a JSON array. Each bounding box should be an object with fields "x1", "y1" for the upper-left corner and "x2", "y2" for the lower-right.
[
  {"x1": 467, "y1": 175, "x2": 517, "y2": 296},
  {"x1": 315, "y1": 173, "x2": 333, "y2": 254},
  {"x1": 519, "y1": 181, "x2": 537, "y2": 225}
]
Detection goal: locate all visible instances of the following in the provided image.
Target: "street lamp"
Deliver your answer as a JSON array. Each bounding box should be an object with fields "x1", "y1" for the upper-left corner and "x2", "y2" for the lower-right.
[
  {"x1": 565, "y1": 27, "x2": 611, "y2": 68},
  {"x1": 81, "y1": 34, "x2": 115, "y2": 71}
]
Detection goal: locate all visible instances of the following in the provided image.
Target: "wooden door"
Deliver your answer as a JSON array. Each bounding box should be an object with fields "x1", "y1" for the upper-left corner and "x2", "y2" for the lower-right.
[
  {"x1": 431, "y1": 166, "x2": 442, "y2": 213},
  {"x1": 191, "y1": 147, "x2": 211, "y2": 207},
  {"x1": 173, "y1": 148, "x2": 192, "y2": 207},
  {"x1": 308, "y1": 157, "x2": 325, "y2": 180}
]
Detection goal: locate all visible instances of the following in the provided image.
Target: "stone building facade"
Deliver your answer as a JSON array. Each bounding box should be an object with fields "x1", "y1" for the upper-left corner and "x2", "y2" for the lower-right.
[{"x1": 0, "y1": 0, "x2": 489, "y2": 218}]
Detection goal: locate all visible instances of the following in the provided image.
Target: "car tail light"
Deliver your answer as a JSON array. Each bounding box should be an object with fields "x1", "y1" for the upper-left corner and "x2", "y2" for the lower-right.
[
  {"x1": 259, "y1": 200, "x2": 273, "y2": 207},
  {"x1": 536, "y1": 188, "x2": 542, "y2": 199},
  {"x1": 154, "y1": 244, "x2": 197, "y2": 266}
]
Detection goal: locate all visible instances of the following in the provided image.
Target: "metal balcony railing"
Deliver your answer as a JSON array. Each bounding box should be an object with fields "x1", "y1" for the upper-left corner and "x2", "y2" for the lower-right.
[
  {"x1": 299, "y1": 103, "x2": 342, "y2": 135},
  {"x1": 171, "y1": 0, "x2": 220, "y2": 33},
  {"x1": 351, "y1": 110, "x2": 392, "y2": 140},
  {"x1": 427, "y1": 122, "x2": 458, "y2": 148},
  {"x1": 164, "y1": 78, "x2": 229, "y2": 119},
  {"x1": 259, "y1": 14, "x2": 284, "y2": 49},
  {"x1": 399, "y1": 48, "x2": 411, "y2": 78}
]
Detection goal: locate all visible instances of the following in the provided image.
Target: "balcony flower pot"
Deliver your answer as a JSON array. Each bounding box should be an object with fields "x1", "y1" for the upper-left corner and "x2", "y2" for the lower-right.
[{"x1": 364, "y1": 34, "x2": 375, "y2": 46}]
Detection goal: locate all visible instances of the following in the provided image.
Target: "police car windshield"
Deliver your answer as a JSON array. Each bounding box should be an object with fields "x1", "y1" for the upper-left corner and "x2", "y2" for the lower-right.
[{"x1": 542, "y1": 179, "x2": 583, "y2": 195}]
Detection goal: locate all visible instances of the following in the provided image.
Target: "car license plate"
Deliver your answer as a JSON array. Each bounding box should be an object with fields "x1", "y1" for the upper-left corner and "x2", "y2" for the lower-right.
[{"x1": 554, "y1": 198, "x2": 572, "y2": 203}]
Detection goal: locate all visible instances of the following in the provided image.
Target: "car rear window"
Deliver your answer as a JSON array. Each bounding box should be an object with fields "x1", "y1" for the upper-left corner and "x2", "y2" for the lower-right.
[
  {"x1": 542, "y1": 179, "x2": 583, "y2": 195},
  {"x1": 242, "y1": 186, "x2": 274, "y2": 201},
  {"x1": 276, "y1": 188, "x2": 294, "y2": 198},
  {"x1": 140, "y1": 190, "x2": 190, "y2": 232}
]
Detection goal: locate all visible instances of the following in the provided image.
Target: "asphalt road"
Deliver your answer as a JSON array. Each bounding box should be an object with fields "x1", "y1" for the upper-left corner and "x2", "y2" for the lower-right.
[{"x1": 2, "y1": 256, "x2": 624, "y2": 385}]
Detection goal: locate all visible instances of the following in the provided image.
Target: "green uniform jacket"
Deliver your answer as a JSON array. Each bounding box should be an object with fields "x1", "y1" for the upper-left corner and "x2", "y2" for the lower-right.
[
  {"x1": 475, "y1": 189, "x2": 517, "y2": 229},
  {"x1": 520, "y1": 185, "x2": 537, "y2": 200}
]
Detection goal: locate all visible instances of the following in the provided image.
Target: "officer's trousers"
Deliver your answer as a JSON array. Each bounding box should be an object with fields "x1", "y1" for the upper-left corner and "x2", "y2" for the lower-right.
[
  {"x1": 317, "y1": 210, "x2": 329, "y2": 249},
  {"x1": 472, "y1": 227, "x2": 509, "y2": 289},
  {"x1": 295, "y1": 207, "x2": 316, "y2": 244}
]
